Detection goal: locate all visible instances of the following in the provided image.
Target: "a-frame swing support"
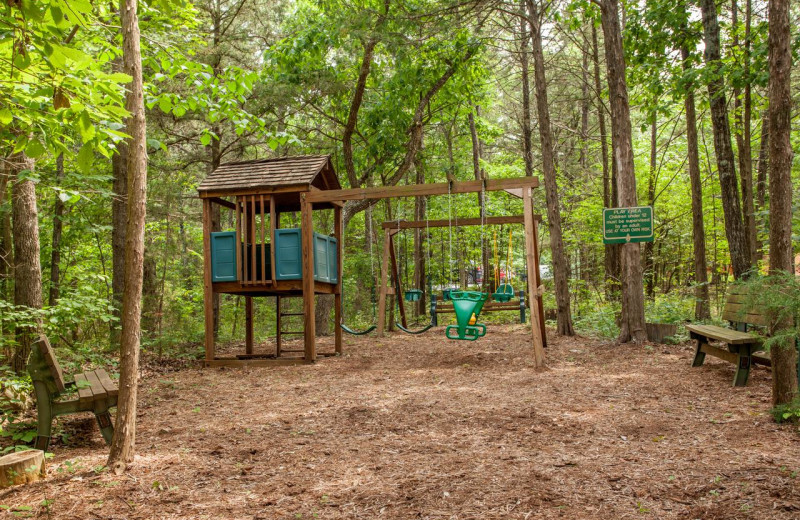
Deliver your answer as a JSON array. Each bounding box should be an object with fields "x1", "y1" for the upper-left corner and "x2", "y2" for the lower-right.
[{"x1": 306, "y1": 177, "x2": 546, "y2": 367}]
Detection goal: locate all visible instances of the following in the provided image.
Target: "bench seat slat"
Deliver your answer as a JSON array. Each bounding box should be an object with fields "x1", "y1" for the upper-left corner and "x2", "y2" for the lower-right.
[
  {"x1": 84, "y1": 370, "x2": 108, "y2": 401},
  {"x1": 73, "y1": 373, "x2": 94, "y2": 405},
  {"x1": 686, "y1": 324, "x2": 761, "y2": 345},
  {"x1": 95, "y1": 369, "x2": 119, "y2": 398}
]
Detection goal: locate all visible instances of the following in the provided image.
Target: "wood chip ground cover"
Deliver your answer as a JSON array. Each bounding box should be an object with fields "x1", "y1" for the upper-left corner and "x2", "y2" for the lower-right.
[{"x1": 1, "y1": 326, "x2": 798, "y2": 519}]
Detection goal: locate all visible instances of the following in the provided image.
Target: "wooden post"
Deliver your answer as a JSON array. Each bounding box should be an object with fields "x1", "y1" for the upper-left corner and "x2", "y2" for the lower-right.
[
  {"x1": 334, "y1": 205, "x2": 343, "y2": 354},
  {"x1": 522, "y1": 187, "x2": 546, "y2": 367},
  {"x1": 245, "y1": 296, "x2": 254, "y2": 355},
  {"x1": 275, "y1": 295, "x2": 282, "y2": 357},
  {"x1": 531, "y1": 217, "x2": 548, "y2": 348},
  {"x1": 235, "y1": 197, "x2": 242, "y2": 283},
  {"x1": 202, "y1": 199, "x2": 215, "y2": 364},
  {"x1": 260, "y1": 194, "x2": 266, "y2": 283},
  {"x1": 376, "y1": 227, "x2": 391, "y2": 336},
  {"x1": 300, "y1": 193, "x2": 316, "y2": 361},
  {"x1": 270, "y1": 197, "x2": 277, "y2": 282}
]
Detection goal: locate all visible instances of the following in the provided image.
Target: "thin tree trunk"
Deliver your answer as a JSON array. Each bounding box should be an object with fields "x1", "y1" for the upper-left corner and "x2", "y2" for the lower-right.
[
  {"x1": 680, "y1": 25, "x2": 711, "y2": 320},
  {"x1": 644, "y1": 117, "x2": 657, "y2": 299},
  {"x1": 599, "y1": 0, "x2": 646, "y2": 343},
  {"x1": 592, "y1": 22, "x2": 618, "y2": 299},
  {"x1": 732, "y1": 0, "x2": 757, "y2": 265},
  {"x1": 49, "y1": 153, "x2": 65, "y2": 306},
  {"x1": 10, "y1": 153, "x2": 42, "y2": 374},
  {"x1": 579, "y1": 24, "x2": 590, "y2": 173},
  {"x1": 755, "y1": 110, "x2": 768, "y2": 252},
  {"x1": 468, "y1": 108, "x2": 490, "y2": 291},
  {"x1": 699, "y1": 0, "x2": 751, "y2": 279},
  {"x1": 111, "y1": 56, "x2": 128, "y2": 345},
  {"x1": 520, "y1": 0, "x2": 534, "y2": 178},
  {"x1": 528, "y1": 0, "x2": 574, "y2": 335},
  {"x1": 766, "y1": 0, "x2": 798, "y2": 406},
  {"x1": 108, "y1": 0, "x2": 147, "y2": 472}
]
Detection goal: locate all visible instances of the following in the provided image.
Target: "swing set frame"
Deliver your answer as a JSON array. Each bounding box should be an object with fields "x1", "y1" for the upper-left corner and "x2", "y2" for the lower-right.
[{"x1": 306, "y1": 176, "x2": 546, "y2": 367}]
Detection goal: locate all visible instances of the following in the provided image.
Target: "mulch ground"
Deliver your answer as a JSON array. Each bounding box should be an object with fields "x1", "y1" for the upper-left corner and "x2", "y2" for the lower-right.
[{"x1": 1, "y1": 325, "x2": 799, "y2": 519}]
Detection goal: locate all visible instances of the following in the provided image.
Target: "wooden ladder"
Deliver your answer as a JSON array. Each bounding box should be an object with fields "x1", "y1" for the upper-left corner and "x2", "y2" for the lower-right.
[{"x1": 276, "y1": 295, "x2": 305, "y2": 356}]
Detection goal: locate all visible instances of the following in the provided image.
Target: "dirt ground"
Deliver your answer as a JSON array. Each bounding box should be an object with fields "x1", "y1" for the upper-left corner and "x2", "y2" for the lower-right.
[{"x1": 1, "y1": 325, "x2": 799, "y2": 519}]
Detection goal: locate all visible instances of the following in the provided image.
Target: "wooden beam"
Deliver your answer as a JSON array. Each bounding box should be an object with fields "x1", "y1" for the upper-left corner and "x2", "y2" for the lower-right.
[
  {"x1": 523, "y1": 187, "x2": 546, "y2": 368},
  {"x1": 376, "y1": 228, "x2": 391, "y2": 336},
  {"x1": 305, "y1": 177, "x2": 539, "y2": 203},
  {"x1": 300, "y1": 193, "x2": 316, "y2": 361},
  {"x1": 334, "y1": 205, "x2": 343, "y2": 355},
  {"x1": 381, "y1": 215, "x2": 540, "y2": 230},
  {"x1": 202, "y1": 199, "x2": 215, "y2": 365},
  {"x1": 209, "y1": 197, "x2": 236, "y2": 210},
  {"x1": 235, "y1": 196, "x2": 242, "y2": 283}
]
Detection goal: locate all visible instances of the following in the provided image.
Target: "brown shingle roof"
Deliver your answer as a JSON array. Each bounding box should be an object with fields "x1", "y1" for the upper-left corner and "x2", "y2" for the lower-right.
[{"x1": 197, "y1": 155, "x2": 340, "y2": 193}]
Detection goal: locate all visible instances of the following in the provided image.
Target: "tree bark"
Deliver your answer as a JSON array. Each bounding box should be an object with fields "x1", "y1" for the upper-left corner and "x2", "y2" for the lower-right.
[
  {"x1": 598, "y1": 0, "x2": 646, "y2": 343},
  {"x1": 766, "y1": 0, "x2": 798, "y2": 406},
  {"x1": 644, "y1": 116, "x2": 657, "y2": 299},
  {"x1": 10, "y1": 153, "x2": 43, "y2": 374},
  {"x1": 111, "y1": 57, "x2": 128, "y2": 346},
  {"x1": 519, "y1": 0, "x2": 534, "y2": 178},
  {"x1": 412, "y1": 154, "x2": 426, "y2": 316},
  {"x1": 732, "y1": 0, "x2": 757, "y2": 265},
  {"x1": 528, "y1": 0, "x2": 574, "y2": 335},
  {"x1": 681, "y1": 34, "x2": 711, "y2": 320},
  {"x1": 49, "y1": 153, "x2": 65, "y2": 306},
  {"x1": 592, "y1": 22, "x2": 619, "y2": 300},
  {"x1": 108, "y1": 0, "x2": 147, "y2": 473},
  {"x1": 755, "y1": 109, "x2": 768, "y2": 251},
  {"x1": 699, "y1": 0, "x2": 751, "y2": 279}
]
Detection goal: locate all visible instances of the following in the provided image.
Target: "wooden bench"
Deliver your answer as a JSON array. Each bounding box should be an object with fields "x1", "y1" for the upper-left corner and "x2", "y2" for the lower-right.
[
  {"x1": 27, "y1": 335, "x2": 118, "y2": 451},
  {"x1": 686, "y1": 285, "x2": 769, "y2": 387}
]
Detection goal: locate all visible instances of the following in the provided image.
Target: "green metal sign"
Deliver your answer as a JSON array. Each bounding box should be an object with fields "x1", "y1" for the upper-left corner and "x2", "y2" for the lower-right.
[{"x1": 603, "y1": 206, "x2": 654, "y2": 244}]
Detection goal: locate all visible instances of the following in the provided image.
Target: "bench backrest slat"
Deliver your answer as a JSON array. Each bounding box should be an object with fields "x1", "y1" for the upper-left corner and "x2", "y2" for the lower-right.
[
  {"x1": 31, "y1": 335, "x2": 67, "y2": 393},
  {"x1": 721, "y1": 286, "x2": 771, "y2": 328}
]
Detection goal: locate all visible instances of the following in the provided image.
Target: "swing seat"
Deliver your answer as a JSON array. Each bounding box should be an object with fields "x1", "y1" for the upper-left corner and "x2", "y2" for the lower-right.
[
  {"x1": 445, "y1": 291, "x2": 488, "y2": 341},
  {"x1": 492, "y1": 283, "x2": 515, "y2": 303},
  {"x1": 404, "y1": 289, "x2": 423, "y2": 302}
]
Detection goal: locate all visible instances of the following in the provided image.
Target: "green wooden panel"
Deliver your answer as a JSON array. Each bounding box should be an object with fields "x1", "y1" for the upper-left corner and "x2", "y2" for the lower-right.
[{"x1": 210, "y1": 232, "x2": 237, "y2": 282}]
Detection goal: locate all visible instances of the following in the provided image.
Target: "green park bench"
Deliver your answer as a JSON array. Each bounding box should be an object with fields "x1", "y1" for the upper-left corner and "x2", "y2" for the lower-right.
[
  {"x1": 27, "y1": 335, "x2": 118, "y2": 451},
  {"x1": 686, "y1": 285, "x2": 772, "y2": 387}
]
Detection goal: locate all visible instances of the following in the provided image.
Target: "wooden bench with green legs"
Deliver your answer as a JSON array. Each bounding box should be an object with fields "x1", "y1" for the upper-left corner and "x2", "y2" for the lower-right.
[
  {"x1": 27, "y1": 335, "x2": 118, "y2": 451},
  {"x1": 686, "y1": 286, "x2": 770, "y2": 387}
]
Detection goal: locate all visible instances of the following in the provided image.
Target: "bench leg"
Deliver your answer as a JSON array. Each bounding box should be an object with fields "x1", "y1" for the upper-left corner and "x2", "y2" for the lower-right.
[
  {"x1": 733, "y1": 347, "x2": 752, "y2": 387},
  {"x1": 32, "y1": 382, "x2": 53, "y2": 451},
  {"x1": 691, "y1": 339, "x2": 707, "y2": 367},
  {"x1": 95, "y1": 410, "x2": 114, "y2": 446}
]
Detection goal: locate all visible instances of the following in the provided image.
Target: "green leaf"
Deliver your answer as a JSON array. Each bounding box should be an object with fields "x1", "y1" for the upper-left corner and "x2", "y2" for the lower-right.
[
  {"x1": 0, "y1": 108, "x2": 12, "y2": 126},
  {"x1": 158, "y1": 96, "x2": 173, "y2": 113},
  {"x1": 77, "y1": 144, "x2": 94, "y2": 174},
  {"x1": 25, "y1": 140, "x2": 46, "y2": 159},
  {"x1": 78, "y1": 111, "x2": 96, "y2": 143},
  {"x1": 199, "y1": 133, "x2": 211, "y2": 146}
]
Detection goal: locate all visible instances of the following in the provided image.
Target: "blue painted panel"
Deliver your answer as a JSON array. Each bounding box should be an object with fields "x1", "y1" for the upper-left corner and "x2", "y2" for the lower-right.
[
  {"x1": 314, "y1": 233, "x2": 329, "y2": 282},
  {"x1": 327, "y1": 236, "x2": 338, "y2": 284},
  {"x1": 210, "y1": 232, "x2": 237, "y2": 282},
  {"x1": 274, "y1": 228, "x2": 303, "y2": 280}
]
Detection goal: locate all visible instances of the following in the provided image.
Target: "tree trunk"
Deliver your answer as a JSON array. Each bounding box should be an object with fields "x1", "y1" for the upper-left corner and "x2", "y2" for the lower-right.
[
  {"x1": 108, "y1": 0, "x2": 147, "y2": 473},
  {"x1": 10, "y1": 153, "x2": 43, "y2": 374},
  {"x1": 755, "y1": 109, "x2": 768, "y2": 253},
  {"x1": 579, "y1": 23, "x2": 590, "y2": 173},
  {"x1": 111, "y1": 69, "x2": 128, "y2": 345},
  {"x1": 528, "y1": 0, "x2": 574, "y2": 335},
  {"x1": 599, "y1": 0, "x2": 646, "y2": 343},
  {"x1": 0, "y1": 165, "x2": 14, "y2": 306},
  {"x1": 681, "y1": 34, "x2": 711, "y2": 320},
  {"x1": 732, "y1": 0, "x2": 757, "y2": 265},
  {"x1": 644, "y1": 116, "x2": 657, "y2": 299},
  {"x1": 520, "y1": 0, "x2": 534, "y2": 178},
  {"x1": 468, "y1": 108, "x2": 490, "y2": 291},
  {"x1": 699, "y1": 0, "x2": 751, "y2": 279},
  {"x1": 592, "y1": 22, "x2": 619, "y2": 300},
  {"x1": 48, "y1": 154, "x2": 65, "y2": 307},
  {"x1": 766, "y1": 0, "x2": 798, "y2": 407}
]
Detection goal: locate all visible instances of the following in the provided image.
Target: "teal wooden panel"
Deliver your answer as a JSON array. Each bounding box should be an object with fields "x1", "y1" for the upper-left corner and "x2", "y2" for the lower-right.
[
  {"x1": 313, "y1": 233, "x2": 329, "y2": 282},
  {"x1": 275, "y1": 228, "x2": 302, "y2": 280},
  {"x1": 327, "y1": 236, "x2": 338, "y2": 284},
  {"x1": 210, "y1": 232, "x2": 237, "y2": 282}
]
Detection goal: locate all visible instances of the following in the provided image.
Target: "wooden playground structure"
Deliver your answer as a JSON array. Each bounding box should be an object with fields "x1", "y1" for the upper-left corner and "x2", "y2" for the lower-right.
[{"x1": 199, "y1": 154, "x2": 547, "y2": 368}]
